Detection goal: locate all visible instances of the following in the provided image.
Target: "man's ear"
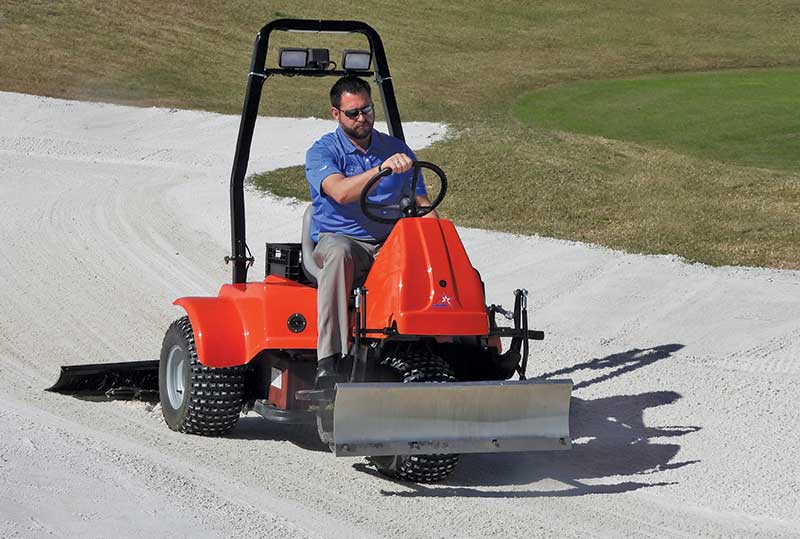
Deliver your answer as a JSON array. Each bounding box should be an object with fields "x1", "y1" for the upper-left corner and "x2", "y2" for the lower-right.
[{"x1": 331, "y1": 107, "x2": 339, "y2": 121}]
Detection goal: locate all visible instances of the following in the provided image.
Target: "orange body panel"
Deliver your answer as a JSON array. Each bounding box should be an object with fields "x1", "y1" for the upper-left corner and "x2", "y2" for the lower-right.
[
  {"x1": 175, "y1": 276, "x2": 317, "y2": 367},
  {"x1": 363, "y1": 218, "x2": 489, "y2": 336},
  {"x1": 175, "y1": 218, "x2": 489, "y2": 367}
]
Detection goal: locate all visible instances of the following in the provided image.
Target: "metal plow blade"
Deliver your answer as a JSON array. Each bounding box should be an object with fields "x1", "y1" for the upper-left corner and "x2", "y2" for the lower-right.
[
  {"x1": 332, "y1": 379, "x2": 572, "y2": 457},
  {"x1": 47, "y1": 360, "x2": 160, "y2": 402}
]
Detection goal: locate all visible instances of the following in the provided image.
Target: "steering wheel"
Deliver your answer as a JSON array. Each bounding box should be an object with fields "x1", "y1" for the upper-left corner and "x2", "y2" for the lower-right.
[{"x1": 359, "y1": 161, "x2": 448, "y2": 224}]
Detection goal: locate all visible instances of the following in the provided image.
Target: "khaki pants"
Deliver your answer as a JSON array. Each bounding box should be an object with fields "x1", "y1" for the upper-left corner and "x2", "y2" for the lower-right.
[{"x1": 312, "y1": 233, "x2": 381, "y2": 359}]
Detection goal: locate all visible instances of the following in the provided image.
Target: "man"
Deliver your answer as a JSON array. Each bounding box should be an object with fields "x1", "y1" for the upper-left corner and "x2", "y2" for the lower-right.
[{"x1": 305, "y1": 75, "x2": 438, "y2": 388}]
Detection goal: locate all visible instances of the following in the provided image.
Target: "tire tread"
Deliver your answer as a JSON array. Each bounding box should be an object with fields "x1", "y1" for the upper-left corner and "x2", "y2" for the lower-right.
[
  {"x1": 163, "y1": 316, "x2": 244, "y2": 436},
  {"x1": 373, "y1": 349, "x2": 459, "y2": 483}
]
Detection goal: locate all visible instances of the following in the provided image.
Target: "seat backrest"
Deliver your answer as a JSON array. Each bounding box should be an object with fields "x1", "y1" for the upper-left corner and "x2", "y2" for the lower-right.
[{"x1": 301, "y1": 204, "x2": 321, "y2": 286}]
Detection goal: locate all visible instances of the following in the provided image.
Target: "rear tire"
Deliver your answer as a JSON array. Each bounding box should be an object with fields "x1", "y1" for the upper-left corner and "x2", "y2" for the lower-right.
[
  {"x1": 159, "y1": 316, "x2": 245, "y2": 436},
  {"x1": 370, "y1": 349, "x2": 460, "y2": 483}
]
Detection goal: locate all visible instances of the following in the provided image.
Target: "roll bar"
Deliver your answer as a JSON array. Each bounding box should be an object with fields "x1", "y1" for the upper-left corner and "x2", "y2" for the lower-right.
[{"x1": 228, "y1": 19, "x2": 404, "y2": 283}]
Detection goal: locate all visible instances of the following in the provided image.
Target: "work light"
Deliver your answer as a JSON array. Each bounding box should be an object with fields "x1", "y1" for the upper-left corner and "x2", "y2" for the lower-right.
[
  {"x1": 278, "y1": 48, "x2": 331, "y2": 69},
  {"x1": 343, "y1": 49, "x2": 372, "y2": 71},
  {"x1": 278, "y1": 48, "x2": 308, "y2": 68}
]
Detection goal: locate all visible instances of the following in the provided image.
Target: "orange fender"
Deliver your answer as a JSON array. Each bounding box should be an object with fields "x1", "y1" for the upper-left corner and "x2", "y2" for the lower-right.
[
  {"x1": 174, "y1": 277, "x2": 317, "y2": 367},
  {"x1": 173, "y1": 295, "x2": 250, "y2": 368}
]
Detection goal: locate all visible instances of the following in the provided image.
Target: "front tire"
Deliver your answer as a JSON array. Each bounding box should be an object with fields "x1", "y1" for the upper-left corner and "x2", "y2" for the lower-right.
[
  {"x1": 370, "y1": 349, "x2": 460, "y2": 483},
  {"x1": 159, "y1": 316, "x2": 245, "y2": 436}
]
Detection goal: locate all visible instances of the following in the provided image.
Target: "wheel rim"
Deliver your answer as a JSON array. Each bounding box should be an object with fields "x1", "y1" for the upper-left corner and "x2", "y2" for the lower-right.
[{"x1": 165, "y1": 344, "x2": 186, "y2": 409}]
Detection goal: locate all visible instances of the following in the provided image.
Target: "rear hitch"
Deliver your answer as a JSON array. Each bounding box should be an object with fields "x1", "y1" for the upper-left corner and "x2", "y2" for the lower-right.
[
  {"x1": 489, "y1": 289, "x2": 536, "y2": 380},
  {"x1": 516, "y1": 289, "x2": 530, "y2": 379}
]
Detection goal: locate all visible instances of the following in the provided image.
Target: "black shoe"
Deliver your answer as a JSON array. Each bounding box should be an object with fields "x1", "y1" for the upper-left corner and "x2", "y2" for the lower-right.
[{"x1": 314, "y1": 354, "x2": 338, "y2": 390}]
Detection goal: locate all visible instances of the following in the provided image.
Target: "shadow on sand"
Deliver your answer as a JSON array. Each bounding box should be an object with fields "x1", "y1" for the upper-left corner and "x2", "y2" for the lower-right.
[
  {"x1": 361, "y1": 343, "x2": 702, "y2": 497},
  {"x1": 224, "y1": 343, "x2": 700, "y2": 496},
  {"x1": 228, "y1": 418, "x2": 330, "y2": 453}
]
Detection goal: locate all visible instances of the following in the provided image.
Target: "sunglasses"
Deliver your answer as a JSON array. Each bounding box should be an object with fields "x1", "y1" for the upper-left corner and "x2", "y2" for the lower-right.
[{"x1": 338, "y1": 104, "x2": 375, "y2": 119}]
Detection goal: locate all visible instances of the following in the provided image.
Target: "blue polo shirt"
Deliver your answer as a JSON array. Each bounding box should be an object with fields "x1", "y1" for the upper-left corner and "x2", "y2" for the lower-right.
[{"x1": 305, "y1": 127, "x2": 427, "y2": 242}]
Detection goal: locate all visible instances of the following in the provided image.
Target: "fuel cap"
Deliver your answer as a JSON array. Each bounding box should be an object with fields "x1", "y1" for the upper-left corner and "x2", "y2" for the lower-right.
[{"x1": 287, "y1": 313, "x2": 306, "y2": 333}]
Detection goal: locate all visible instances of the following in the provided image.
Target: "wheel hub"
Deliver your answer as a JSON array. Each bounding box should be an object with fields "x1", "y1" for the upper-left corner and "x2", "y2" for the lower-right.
[{"x1": 165, "y1": 344, "x2": 186, "y2": 409}]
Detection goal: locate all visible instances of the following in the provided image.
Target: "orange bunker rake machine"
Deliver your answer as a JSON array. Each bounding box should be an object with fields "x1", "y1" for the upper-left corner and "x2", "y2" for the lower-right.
[{"x1": 49, "y1": 19, "x2": 572, "y2": 482}]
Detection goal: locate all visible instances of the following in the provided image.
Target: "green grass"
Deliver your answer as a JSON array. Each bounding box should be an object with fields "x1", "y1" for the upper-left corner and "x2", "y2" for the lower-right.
[
  {"x1": 516, "y1": 68, "x2": 800, "y2": 172},
  {"x1": 3, "y1": 1, "x2": 799, "y2": 119},
  {"x1": 2, "y1": 1, "x2": 800, "y2": 268},
  {"x1": 252, "y1": 125, "x2": 800, "y2": 269}
]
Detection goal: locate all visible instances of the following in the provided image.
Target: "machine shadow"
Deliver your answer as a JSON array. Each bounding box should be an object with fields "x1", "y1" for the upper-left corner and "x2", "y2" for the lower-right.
[
  {"x1": 229, "y1": 418, "x2": 330, "y2": 453},
  {"x1": 539, "y1": 343, "x2": 685, "y2": 390},
  {"x1": 364, "y1": 343, "x2": 702, "y2": 497}
]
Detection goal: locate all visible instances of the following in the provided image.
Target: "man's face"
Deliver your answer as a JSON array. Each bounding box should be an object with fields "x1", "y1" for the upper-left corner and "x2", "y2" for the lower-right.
[{"x1": 332, "y1": 91, "x2": 374, "y2": 142}]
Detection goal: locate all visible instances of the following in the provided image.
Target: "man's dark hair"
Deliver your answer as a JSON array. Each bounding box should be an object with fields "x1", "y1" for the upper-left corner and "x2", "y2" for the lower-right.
[{"x1": 330, "y1": 76, "x2": 371, "y2": 109}]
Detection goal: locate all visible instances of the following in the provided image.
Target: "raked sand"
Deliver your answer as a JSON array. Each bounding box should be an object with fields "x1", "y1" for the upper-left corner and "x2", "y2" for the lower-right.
[{"x1": 0, "y1": 92, "x2": 798, "y2": 538}]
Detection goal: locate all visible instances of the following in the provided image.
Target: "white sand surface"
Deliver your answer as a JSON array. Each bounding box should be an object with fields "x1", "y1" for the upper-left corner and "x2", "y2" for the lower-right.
[{"x1": 1, "y1": 91, "x2": 798, "y2": 538}]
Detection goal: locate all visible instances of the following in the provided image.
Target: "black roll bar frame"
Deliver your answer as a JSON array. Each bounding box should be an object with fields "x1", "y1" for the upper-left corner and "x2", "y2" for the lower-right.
[{"x1": 228, "y1": 19, "x2": 404, "y2": 283}]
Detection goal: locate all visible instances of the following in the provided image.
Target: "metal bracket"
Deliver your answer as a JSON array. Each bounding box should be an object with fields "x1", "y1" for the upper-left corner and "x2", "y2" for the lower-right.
[
  {"x1": 514, "y1": 289, "x2": 530, "y2": 380},
  {"x1": 225, "y1": 242, "x2": 255, "y2": 268},
  {"x1": 350, "y1": 287, "x2": 368, "y2": 382},
  {"x1": 224, "y1": 254, "x2": 255, "y2": 267},
  {"x1": 490, "y1": 304, "x2": 515, "y2": 321}
]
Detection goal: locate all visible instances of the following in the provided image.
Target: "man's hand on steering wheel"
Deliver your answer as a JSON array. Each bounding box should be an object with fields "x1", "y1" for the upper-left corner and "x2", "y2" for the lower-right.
[
  {"x1": 359, "y1": 160, "x2": 448, "y2": 224},
  {"x1": 380, "y1": 153, "x2": 413, "y2": 174}
]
